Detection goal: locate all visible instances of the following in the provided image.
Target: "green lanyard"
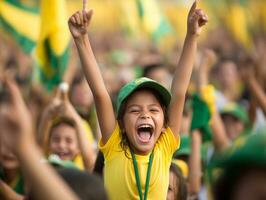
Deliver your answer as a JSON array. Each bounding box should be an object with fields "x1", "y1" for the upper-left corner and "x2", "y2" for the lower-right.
[{"x1": 130, "y1": 148, "x2": 154, "y2": 200}]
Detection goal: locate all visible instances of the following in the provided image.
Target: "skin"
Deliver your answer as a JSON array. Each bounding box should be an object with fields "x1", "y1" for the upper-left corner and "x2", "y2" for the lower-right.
[
  {"x1": 0, "y1": 143, "x2": 19, "y2": 170},
  {"x1": 167, "y1": 171, "x2": 179, "y2": 200},
  {"x1": 49, "y1": 123, "x2": 80, "y2": 161},
  {"x1": 122, "y1": 90, "x2": 165, "y2": 155}
]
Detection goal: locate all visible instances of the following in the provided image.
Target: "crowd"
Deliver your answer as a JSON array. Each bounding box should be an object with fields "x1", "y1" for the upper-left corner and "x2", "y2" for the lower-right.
[{"x1": 1, "y1": 1, "x2": 266, "y2": 200}]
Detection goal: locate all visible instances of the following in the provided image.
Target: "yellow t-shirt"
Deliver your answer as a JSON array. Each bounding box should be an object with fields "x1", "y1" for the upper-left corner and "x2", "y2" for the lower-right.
[{"x1": 99, "y1": 123, "x2": 180, "y2": 200}]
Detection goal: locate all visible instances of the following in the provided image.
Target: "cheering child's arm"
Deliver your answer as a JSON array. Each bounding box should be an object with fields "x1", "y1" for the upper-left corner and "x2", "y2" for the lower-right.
[
  {"x1": 68, "y1": 9, "x2": 116, "y2": 144},
  {"x1": 168, "y1": 1, "x2": 208, "y2": 137}
]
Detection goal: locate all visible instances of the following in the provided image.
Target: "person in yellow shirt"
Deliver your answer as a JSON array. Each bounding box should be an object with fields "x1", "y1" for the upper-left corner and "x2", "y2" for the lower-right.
[{"x1": 68, "y1": 0, "x2": 207, "y2": 199}]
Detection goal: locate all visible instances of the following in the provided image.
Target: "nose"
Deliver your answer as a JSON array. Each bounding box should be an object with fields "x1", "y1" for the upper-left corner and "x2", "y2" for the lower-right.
[{"x1": 140, "y1": 112, "x2": 150, "y2": 119}]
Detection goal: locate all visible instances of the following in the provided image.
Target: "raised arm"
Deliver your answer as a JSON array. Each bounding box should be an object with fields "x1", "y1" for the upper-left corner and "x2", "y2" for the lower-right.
[
  {"x1": 68, "y1": 10, "x2": 116, "y2": 144},
  {"x1": 0, "y1": 77, "x2": 78, "y2": 200},
  {"x1": 61, "y1": 89, "x2": 96, "y2": 172},
  {"x1": 168, "y1": 1, "x2": 208, "y2": 137}
]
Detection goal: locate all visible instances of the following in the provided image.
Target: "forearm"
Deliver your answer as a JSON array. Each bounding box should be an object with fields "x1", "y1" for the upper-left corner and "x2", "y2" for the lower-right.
[
  {"x1": 211, "y1": 112, "x2": 230, "y2": 152},
  {"x1": 74, "y1": 117, "x2": 96, "y2": 171},
  {"x1": 74, "y1": 37, "x2": 108, "y2": 99},
  {"x1": 171, "y1": 35, "x2": 197, "y2": 96},
  {"x1": 168, "y1": 35, "x2": 197, "y2": 136},
  {"x1": 37, "y1": 112, "x2": 52, "y2": 146},
  {"x1": 74, "y1": 36, "x2": 116, "y2": 142},
  {"x1": 17, "y1": 143, "x2": 78, "y2": 200},
  {"x1": 246, "y1": 77, "x2": 266, "y2": 116},
  {"x1": 188, "y1": 130, "x2": 202, "y2": 195}
]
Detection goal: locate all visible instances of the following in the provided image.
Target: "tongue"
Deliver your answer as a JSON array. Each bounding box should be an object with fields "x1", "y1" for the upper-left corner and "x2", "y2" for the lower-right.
[{"x1": 138, "y1": 131, "x2": 151, "y2": 142}]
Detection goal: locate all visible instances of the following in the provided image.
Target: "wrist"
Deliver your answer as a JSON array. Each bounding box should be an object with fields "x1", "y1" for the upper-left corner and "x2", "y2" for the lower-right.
[{"x1": 74, "y1": 36, "x2": 90, "y2": 46}]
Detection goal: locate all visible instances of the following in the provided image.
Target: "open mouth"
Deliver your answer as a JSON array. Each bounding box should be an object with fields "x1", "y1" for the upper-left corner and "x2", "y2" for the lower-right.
[
  {"x1": 56, "y1": 152, "x2": 70, "y2": 160},
  {"x1": 137, "y1": 124, "x2": 154, "y2": 143}
]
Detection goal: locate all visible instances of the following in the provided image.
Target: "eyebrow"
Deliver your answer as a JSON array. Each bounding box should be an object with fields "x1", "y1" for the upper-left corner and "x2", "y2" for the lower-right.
[{"x1": 127, "y1": 103, "x2": 161, "y2": 109}]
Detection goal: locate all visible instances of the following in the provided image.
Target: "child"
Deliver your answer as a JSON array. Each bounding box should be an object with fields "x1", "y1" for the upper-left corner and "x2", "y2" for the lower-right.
[
  {"x1": 68, "y1": 1, "x2": 207, "y2": 199},
  {"x1": 38, "y1": 84, "x2": 95, "y2": 171}
]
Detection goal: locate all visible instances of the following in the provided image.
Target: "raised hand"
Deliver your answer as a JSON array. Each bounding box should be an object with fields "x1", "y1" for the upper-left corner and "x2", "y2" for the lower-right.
[
  {"x1": 0, "y1": 76, "x2": 34, "y2": 153},
  {"x1": 187, "y1": 1, "x2": 208, "y2": 36},
  {"x1": 68, "y1": 10, "x2": 93, "y2": 39}
]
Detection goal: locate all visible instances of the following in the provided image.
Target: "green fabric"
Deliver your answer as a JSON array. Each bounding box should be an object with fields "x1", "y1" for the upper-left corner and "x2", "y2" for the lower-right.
[
  {"x1": 130, "y1": 149, "x2": 154, "y2": 200},
  {"x1": 116, "y1": 77, "x2": 171, "y2": 117},
  {"x1": 48, "y1": 154, "x2": 78, "y2": 170},
  {"x1": 173, "y1": 135, "x2": 191, "y2": 157},
  {"x1": 207, "y1": 132, "x2": 266, "y2": 184},
  {"x1": 190, "y1": 94, "x2": 212, "y2": 143},
  {"x1": 0, "y1": 170, "x2": 25, "y2": 195}
]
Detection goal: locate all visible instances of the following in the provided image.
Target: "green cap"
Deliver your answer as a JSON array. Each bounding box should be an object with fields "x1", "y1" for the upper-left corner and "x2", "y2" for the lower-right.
[
  {"x1": 220, "y1": 102, "x2": 248, "y2": 125},
  {"x1": 210, "y1": 132, "x2": 266, "y2": 169},
  {"x1": 116, "y1": 77, "x2": 171, "y2": 117}
]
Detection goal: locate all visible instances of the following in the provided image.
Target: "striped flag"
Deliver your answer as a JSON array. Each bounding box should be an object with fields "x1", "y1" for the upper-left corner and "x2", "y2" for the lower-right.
[
  {"x1": 0, "y1": 0, "x2": 40, "y2": 53},
  {"x1": 34, "y1": 0, "x2": 71, "y2": 91}
]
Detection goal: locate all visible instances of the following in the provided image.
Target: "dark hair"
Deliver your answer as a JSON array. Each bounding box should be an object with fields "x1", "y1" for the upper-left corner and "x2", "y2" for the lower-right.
[
  {"x1": 117, "y1": 88, "x2": 169, "y2": 155},
  {"x1": 27, "y1": 168, "x2": 108, "y2": 200},
  {"x1": 143, "y1": 63, "x2": 165, "y2": 77},
  {"x1": 50, "y1": 117, "x2": 76, "y2": 135},
  {"x1": 170, "y1": 163, "x2": 188, "y2": 200},
  {"x1": 93, "y1": 151, "x2": 105, "y2": 178}
]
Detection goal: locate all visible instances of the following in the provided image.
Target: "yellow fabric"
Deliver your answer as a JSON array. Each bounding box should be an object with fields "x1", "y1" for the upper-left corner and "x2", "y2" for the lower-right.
[
  {"x1": 0, "y1": 1, "x2": 40, "y2": 41},
  {"x1": 171, "y1": 159, "x2": 189, "y2": 179},
  {"x1": 99, "y1": 122, "x2": 179, "y2": 200},
  {"x1": 35, "y1": 0, "x2": 70, "y2": 75},
  {"x1": 200, "y1": 84, "x2": 216, "y2": 116}
]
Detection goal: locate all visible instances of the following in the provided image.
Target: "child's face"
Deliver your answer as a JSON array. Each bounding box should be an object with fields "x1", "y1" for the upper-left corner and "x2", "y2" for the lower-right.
[
  {"x1": 222, "y1": 115, "x2": 244, "y2": 141},
  {"x1": 167, "y1": 171, "x2": 179, "y2": 200},
  {"x1": 122, "y1": 90, "x2": 165, "y2": 155},
  {"x1": 49, "y1": 123, "x2": 80, "y2": 161}
]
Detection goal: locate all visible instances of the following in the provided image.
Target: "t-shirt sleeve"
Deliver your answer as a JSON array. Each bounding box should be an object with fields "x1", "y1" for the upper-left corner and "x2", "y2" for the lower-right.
[
  {"x1": 98, "y1": 122, "x2": 121, "y2": 160},
  {"x1": 157, "y1": 127, "x2": 180, "y2": 162}
]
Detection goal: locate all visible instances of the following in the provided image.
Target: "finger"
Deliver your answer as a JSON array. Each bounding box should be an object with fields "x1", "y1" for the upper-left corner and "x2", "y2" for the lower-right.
[
  {"x1": 78, "y1": 11, "x2": 84, "y2": 25},
  {"x1": 75, "y1": 13, "x2": 81, "y2": 25},
  {"x1": 189, "y1": 0, "x2": 198, "y2": 16},
  {"x1": 83, "y1": 0, "x2": 88, "y2": 11},
  {"x1": 70, "y1": 16, "x2": 77, "y2": 25},
  {"x1": 83, "y1": 10, "x2": 88, "y2": 24},
  {"x1": 86, "y1": 9, "x2": 93, "y2": 24}
]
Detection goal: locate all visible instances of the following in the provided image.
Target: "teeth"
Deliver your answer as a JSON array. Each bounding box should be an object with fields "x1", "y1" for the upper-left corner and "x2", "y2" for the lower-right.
[{"x1": 138, "y1": 124, "x2": 152, "y2": 128}]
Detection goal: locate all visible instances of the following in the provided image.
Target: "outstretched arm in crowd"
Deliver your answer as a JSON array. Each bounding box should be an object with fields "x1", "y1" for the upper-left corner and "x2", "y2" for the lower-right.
[
  {"x1": 60, "y1": 88, "x2": 96, "y2": 171},
  {"x1": 197, "y1": 49, "x2": 229, "y2": 152},
  {"x1": 240, "y1": 62, "x2": 266, "y2": 117},
  {"x1": 68, "y1": 10, "x2": 116, "y2": 144},
  {"x1": 0, "y1": 77, "x2": 78, "y2": 200},
  {"x1": 168, "y1": 0, "x2": 208, "y2": 137},
  {"x1": 187, "y1": 130, "x2": 202, "y2": 196}
]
